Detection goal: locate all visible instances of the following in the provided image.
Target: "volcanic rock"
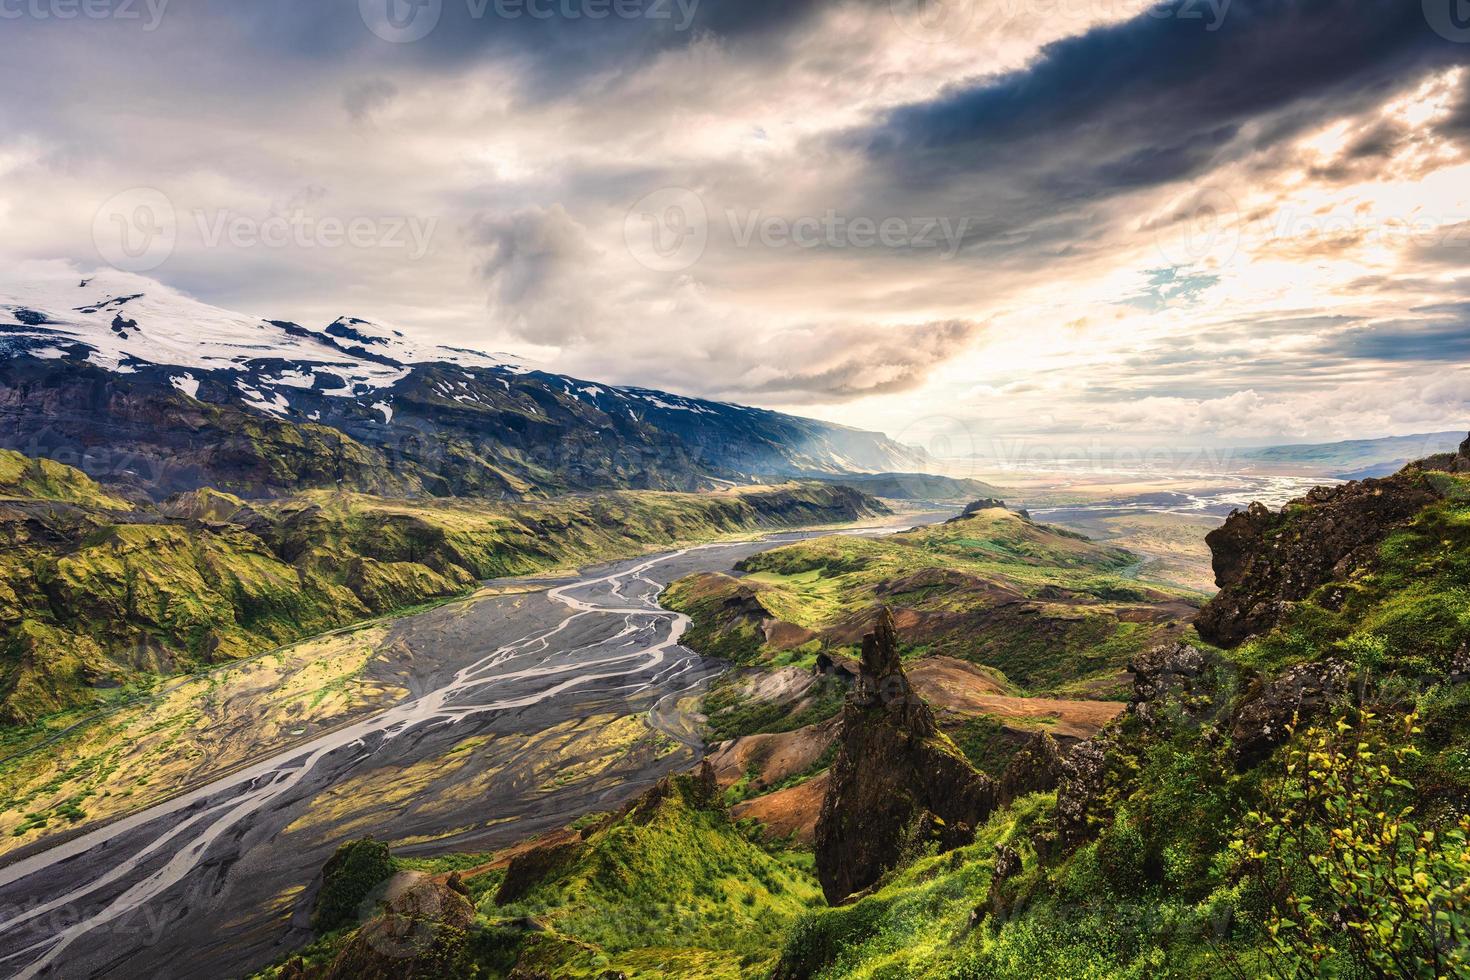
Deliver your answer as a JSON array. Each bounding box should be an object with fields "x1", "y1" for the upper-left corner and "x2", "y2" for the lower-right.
[
  {"x1": 996, "y1": 730, "x2": 1067, "y2": 806},
  {"x1": 1228, "y1": 658, "x2": 1352, "y2": 768},
  {"x1": 1197, "y1": 469, "x2": 1445, "y2": 647},
  {"x1": 814, "y1": 609, "x2": 997, "y2": 904},
  {"x1": 317, "y1": 877, "x2": 476, "y2": 980}
]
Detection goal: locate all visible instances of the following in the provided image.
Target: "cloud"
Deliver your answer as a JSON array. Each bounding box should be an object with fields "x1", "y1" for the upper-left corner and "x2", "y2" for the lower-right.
[
  {"x1": 722, "y1": 319, "x2": 982, "y2": 402},
  {"x1": 1, "y1": 0, "x2": 1467, "y2": 446},
  {"x1": 343, "y1": 78, "x2": 398, "y2": 123},
  {"x1": 468, "y1": 204, "x2": 609, "y2": 345},
  {"x1": 858, "y1": 0, "x2": 1455, "y2": 196},
  {"x1": 1322, "y1": 308, "x2": 1470, "y2": 361}
]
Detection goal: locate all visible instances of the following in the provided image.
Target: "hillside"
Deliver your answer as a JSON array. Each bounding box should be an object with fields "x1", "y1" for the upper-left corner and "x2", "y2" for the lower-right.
[
  {"x1": 807, "y1": 471, "x2": 1009, "y2": 504},
  {"x1": 0, "y1": 268, "x2": 925, "y2": 499},
  {"x1": 652, "y1": 503, "x2": 1193, "y2": 851},
  {"x1": 665, "y1": 503, "x2": 1197, "y2": 700},
  {"x1": 0, "y1": 453, "x2": 884, "y2": 725},
  {"x1": 259, "y1": 772, "x2": 823, "y2": 980},
  {"x1": 767, "y1": 439, "x2": 1470, "y2": 978}
]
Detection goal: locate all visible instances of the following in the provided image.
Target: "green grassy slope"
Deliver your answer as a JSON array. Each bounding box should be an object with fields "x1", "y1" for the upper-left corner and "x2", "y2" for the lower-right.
[
  {"x1": 665, "y1": 505, "x2": 1197, "y2": 711},
  {"x1": 263, "y1": 461, "x2": 1470, "y2": 980},
  {"x1": 771, "y1": 471, "x2": 1470, "y2": 979},
  {"x1": 262, "y1": 774, "x2": 824, "y2": 980},
  {"x1": 0, "y1": 449, "x2": 132, "y2": 509}
]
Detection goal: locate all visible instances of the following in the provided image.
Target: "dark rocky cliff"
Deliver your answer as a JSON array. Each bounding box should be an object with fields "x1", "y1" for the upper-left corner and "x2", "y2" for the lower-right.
[
  {"x1": 1196, "y1": 434, "x2": 1470, "y2": 647},
  {"x1": 813, "y1": 608, "x2": 997, "y2": 904}
]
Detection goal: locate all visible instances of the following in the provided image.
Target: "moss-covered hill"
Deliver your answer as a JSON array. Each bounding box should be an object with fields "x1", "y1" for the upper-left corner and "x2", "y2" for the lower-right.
[
  {"x1": 0, "y1": 451, "x2": 884, "y2": 725},
  {"x1": 664, "y1": 503, "x2": 1199, "y2": 717},
  {"x1": 262, "y1": 772, "x2": 824, "y2": 980},
  {"x1": 765, "y1": 453, "x2": 1470, "y2": 977}
]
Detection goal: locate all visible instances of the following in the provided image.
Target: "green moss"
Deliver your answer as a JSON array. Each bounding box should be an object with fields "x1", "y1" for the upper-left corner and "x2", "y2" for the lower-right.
[
  {"x1": 0, "y1": 450, "x2": 131, "y2": 509},
  {"x1": 491, "y1": 776, "x2": 820, "y2": 970},
  {"x1": 311, "y1": 838, "x2": 396, "y2": 932},
  {"x1": 1237, "y1": 487, "x2": 1470, "y2": 675}
]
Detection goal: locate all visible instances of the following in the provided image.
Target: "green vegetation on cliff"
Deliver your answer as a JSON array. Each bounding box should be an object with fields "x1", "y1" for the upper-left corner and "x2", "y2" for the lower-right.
[
  {"x1": 263, "y1": 774, "x2": 824, "y2": 980},
  {"x1": 772, "y1": 456, "x2": 1470, "y2": 979},
  {"x1": 270, "y1": 453, "x2": 1470, "y2": 980},
  {"x1": 1235, "y1": 471, "x2": 1470, "y2": 678}
]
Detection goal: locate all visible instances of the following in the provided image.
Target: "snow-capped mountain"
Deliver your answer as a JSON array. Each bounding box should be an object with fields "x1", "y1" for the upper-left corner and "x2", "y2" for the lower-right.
[
  {"x1": 0, "y1": 266, "x2": 525, "y2": 395},
  {"x1": 0, "y1": 266, "x2": 927, "y2": 499}
]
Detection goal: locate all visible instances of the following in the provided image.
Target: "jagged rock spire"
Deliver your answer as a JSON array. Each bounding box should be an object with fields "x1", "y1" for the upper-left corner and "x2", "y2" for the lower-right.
[
  {"x1": 852, "y1": 607, "x2": 932, "y2": 737},
  {"x1": 860, "y1": 606, "x2": 903, "y2": 679},
  {"x1": 814, "y1": 608, "x2": 996, "y2": 904}
]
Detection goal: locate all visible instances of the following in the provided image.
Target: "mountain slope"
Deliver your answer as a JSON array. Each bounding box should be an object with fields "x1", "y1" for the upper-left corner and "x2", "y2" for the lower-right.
[
  {"x1": 253, "y1": 443, "x2": 1470, "y2": 980},
  {"x1": 0, "y1": 267, "x2": 925, "y2": 498},
  {"x1": 1235, "y1": 430, "x2": 1466, "y2": 478}
]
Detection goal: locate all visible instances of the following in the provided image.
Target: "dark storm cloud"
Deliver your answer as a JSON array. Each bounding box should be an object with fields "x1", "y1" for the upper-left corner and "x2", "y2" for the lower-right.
[
  {"x1": 201, "y1": 0, "x2": 851, "y2": 93},
  {"x1": 858, "y1": 0, "x2": 1463, "y2": 197}
]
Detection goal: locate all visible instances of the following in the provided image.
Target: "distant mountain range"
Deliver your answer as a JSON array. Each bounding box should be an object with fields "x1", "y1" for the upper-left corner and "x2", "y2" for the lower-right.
[
  {"x1": 0, "y1": 268, "x2": 926, "y2": 499},
  {"x1": 1235, "y1": 431, "x2": 1467, "y2": 479}
]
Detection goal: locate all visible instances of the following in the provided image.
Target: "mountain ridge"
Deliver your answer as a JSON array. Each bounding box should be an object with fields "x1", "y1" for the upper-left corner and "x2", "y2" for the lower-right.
[
  {"x1": 1235, "y1": 429, "x2": 1466, "y2": 477},
  {"x1": 0, "y1": 267, "x2": 926, "y2": 499}
]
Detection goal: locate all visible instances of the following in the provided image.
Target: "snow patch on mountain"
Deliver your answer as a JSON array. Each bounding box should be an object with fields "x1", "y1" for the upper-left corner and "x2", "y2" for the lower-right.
[
  {"x1": 170, "y1": 374, "x2": 200, "y2": 399},
  {"x1": 0, "y1": 264, "x2": 528, "y2": 394}
]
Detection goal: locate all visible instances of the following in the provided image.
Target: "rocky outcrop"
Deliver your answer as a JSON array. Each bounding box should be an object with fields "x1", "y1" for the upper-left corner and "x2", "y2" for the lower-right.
[
  {"x1": 1228, "y1": 658, "x2": 1352, "y2": 768},
  {"x1": 1127, "y1": 642, "x2": 1223, "y2": 732},
  {"x1": 1413, "y1": 433, "x2": 1470, "y2": 474},
  {"x1": 1054, "y1": 736, "x2": 1112, "y2": 851},
  {"x1": 1197, "y1": 466, "x2": 1449, "y2": 647},
  {"x1": 317, "y1": 875, "x2": 476, "y2": 980},
  {"x1": 949, "y1": 498, "x2": 1012, "y2": 521},
  {"x1": 495, "y1": 836, "x2": 589, "y2": 906},
  {"x1": 814, "y1": 609, "x2": 997, "y2": 904},
  {"x1": 985, "y1": 844, "x2": 1023, "y2": 918},
  {"x1": 996, "y1": 730, "x2": 1067, "y2": 806}
]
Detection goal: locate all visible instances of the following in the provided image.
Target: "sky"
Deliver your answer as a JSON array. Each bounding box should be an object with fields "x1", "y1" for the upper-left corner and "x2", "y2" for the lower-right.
[{"x1": 1, "y1": 0, "x2": 1469, "y2": 456}]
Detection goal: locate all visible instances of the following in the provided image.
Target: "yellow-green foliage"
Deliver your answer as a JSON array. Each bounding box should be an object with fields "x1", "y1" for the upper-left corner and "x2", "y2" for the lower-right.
[
  {"x1": 490, "y1": 776, "x2": 822, "y2": 977},
  {"x1": 775, "y1": 793, "x2": 1061, "y2": 980},
  {"x1": 273, "y1": 776, "x2": 827, "y2": 980},
  {"x1": 0, "y1": 449, "x2": 130, "y2": 509},
  {"x1": 1235, "y1": 712, "x2": 1470, "y2": 978}
]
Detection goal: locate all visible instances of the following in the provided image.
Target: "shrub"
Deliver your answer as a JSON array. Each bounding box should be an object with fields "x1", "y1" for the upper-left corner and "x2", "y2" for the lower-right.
[{"x1": 1233, "y1": 712, "x2": 1470, "y2": 978}]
